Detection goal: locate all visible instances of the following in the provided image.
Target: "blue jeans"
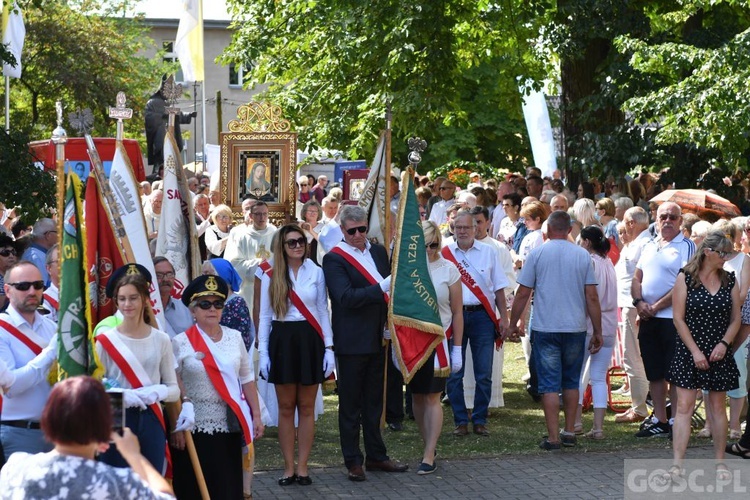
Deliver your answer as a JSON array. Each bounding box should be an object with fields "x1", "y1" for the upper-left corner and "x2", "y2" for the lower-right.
[
  {"x1": 447, "y1": 309, "x2": 495, "y2": 426},
  {"x1": 99, "y1": 407, "x2": 166, "y2": 472},
  {"x1": 1, "y1": 425, "x2": 51, "y2": 461},
  {"x1": 532, "y1": 330, "x2": 586, "y2": 394}
]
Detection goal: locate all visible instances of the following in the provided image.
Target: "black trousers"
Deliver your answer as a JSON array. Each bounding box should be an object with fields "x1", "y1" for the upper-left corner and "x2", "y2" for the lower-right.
[
  {"x1": 386, "y1": 342, "x2": 404, "y2": 424},
  {"x1": 336, "y1": 351, "x2": 389, "y2": 468}
]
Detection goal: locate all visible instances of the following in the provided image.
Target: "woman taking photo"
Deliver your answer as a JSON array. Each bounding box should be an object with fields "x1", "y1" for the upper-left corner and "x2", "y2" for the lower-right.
[
  {"x1": 414, "y1": 221, "x2": 463, "y2": 474},
  {"x1": 258, "y1": 224, "x2": 334, "y2": 486},
  {"x1": 299, "y1": 200, "x2": 326, "y2": 265},
  {"x1": 96, "y1": 266, "x2": 179, "y2": 472},
  {"x1": 669, "y1": 230, "x2": 741, "y2": 480},
  {"x1": 0, "y1": 376, "x2": 174, "y2": 499},
  {"x1": 573, "y1": 226, "x2": 617, "y2": 440},
  {"x1": 171, "y1": 275, "x2": 264, "y2": 499},
  {"x1": 205, "y1": 204, "x2": 234, "y2": 259}
]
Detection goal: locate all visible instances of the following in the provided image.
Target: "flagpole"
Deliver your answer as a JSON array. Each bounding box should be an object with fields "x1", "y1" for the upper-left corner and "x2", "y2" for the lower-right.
[
  {"x1": 380, "y1": 103, "x2": 393, "y2": 429},
  {"x1": 201, "y1": 80, "x2": 207, "y2": 172},
  {"x1": 4, "y1": 77, "x2": 9, "y2": 132},
  {"x1": 51, "y1": 101, "x2": 67, "y2": 239}
]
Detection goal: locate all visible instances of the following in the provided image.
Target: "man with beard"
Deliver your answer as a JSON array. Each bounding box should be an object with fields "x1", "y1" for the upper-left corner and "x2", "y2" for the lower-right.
[{"x1": 0, "y1": 262, "x2": 57, "y2": 460}]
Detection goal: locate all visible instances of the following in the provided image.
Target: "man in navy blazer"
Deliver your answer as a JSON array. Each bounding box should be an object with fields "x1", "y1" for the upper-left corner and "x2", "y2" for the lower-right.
[{"x1": 322, "y1": 205, "x2": 408, "y2": 481}]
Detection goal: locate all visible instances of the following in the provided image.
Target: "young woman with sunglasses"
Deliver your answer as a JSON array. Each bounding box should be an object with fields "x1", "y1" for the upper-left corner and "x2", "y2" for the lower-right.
[
  {"x1": 170, "y1": 275, "x2": 263, "y2": 499},
  {"x1": 258, "y1": 224, "x2": 334, "y2": 486},
  {"x1": 95, "y1": 272, "x2": 179, "y2": 472}
]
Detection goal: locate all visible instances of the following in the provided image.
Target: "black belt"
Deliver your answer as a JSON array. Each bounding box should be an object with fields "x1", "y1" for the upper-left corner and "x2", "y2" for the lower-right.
[
  {"x1": 2, "y1": 420, "x2": 41, "y2": 429},
  {"x1": 463, "y1": 304, "x2": 485, "y2": 312}
]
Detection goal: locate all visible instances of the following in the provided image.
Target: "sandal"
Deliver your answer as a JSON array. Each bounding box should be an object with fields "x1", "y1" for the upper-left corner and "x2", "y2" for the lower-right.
[
  {"x1": 584, "y1": 429, "x2": 605, "y2": 440},
  {"x1": 573, "y1": 424, "x2": 584, "y2": 436},
  {"x1": 726, "y1": 442, "x2": 750, "y2": 459},
  {"x1": 659, "y1": 465, "x2": 684, "y2": 484},
  {"x1": 729, "y1": 429, "x2": 742, "y2": 440},
  {"x1": 716, "y1": 463, "x2": 732, "y2": 482},
  {"x1": 696, "y1": 428, "x2": 712, "y2": 438}
]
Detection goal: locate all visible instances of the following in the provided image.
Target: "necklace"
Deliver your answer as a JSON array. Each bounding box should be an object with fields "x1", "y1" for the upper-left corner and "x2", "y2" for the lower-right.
[{"x1": 206, "y1": 329, "x2": 222, "y2": 342}]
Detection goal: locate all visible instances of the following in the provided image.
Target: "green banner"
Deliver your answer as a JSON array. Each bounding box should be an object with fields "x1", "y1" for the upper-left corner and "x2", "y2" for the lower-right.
[
  {"x1": 388, "y1": 167, "x2": 444, "y2": 383},
  {"x1": 58, "y1": 174, "x2": 101, "y2": 379}
]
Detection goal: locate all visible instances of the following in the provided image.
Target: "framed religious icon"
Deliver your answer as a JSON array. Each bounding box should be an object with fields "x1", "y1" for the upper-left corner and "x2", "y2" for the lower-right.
[{"x1": 220, "y1": 102, "x2": 298, "y2": 226}]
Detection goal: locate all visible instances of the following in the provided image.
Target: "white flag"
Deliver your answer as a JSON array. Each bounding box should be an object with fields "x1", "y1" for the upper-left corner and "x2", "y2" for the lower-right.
[
  {"x1": 174, "y1": 0, "x2": 204, "y2": 82},
  {"x1": 156, "y1": 133, "x2": 199, "y2": 297},
  {"x1": 358, "y1": 132, "x2": 388, "y2": 245},
  {"x1": 520, "y1": 84, "x2": 557, "y2": 178},
  {"x1": 109, "y1": 143, "x2": 166, "y2": 326},
  {"x1": 2, "y1": 2, "x2": 25, "y2": 78}
]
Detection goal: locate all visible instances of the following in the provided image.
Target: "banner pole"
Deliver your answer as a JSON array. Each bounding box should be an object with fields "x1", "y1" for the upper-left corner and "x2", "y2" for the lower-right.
[{"x1": 5, "y1": 77, "x2": 9, "y2": 132}]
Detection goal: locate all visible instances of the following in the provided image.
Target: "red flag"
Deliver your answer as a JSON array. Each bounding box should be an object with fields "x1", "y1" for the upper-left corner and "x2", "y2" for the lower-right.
[{"x1": 85, "y1": 175, "x2": 124, "y2": 324}]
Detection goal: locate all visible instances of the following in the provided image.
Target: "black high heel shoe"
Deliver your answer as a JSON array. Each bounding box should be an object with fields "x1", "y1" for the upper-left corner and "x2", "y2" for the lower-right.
[{"x1": 278, "y1": 474, "x2": 297, "y2": 486}]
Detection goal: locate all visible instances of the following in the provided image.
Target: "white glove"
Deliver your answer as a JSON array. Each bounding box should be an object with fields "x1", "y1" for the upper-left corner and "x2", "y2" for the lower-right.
[
  {"x1": 322, "y1": 349, "x2": 336, "y2": 378},
  {"x1": 379, "y1": 276, "x2": 392, "y2": 293},
  {"x1": 391, "y1": 345, "x2": 401, "y2": 373},
  {"x1": 133, "y1": 384, "x2": 169, "y2": 406},
  {"x1": 450, "y1": 346, "x2": 463, "y2": 374},
  {"x1": 0, "y1": 358, "x2": 15, "y2": 389},
  {"x1": 382, "y1": 328, "x2": 391, "y2": 340},
  {"x1": 259, "y1": 351, "x2": 271, "y2": 380},
  {"x1": 123, "y1": 389, "x2": 147, "y2": 409},
  {"x1": 173, "y1": 401, "x2": 195, "y2": 432}
]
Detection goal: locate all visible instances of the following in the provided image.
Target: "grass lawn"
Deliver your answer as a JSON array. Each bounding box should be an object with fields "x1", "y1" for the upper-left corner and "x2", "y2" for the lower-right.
[{"x1": 254, "y1": 342, "x2": 708, "y2": 470}]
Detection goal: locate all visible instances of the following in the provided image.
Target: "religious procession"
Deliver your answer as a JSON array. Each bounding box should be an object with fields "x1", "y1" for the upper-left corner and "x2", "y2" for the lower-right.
[{"x1": 2, "y1": 0, "x2": 750, "y2": 499}]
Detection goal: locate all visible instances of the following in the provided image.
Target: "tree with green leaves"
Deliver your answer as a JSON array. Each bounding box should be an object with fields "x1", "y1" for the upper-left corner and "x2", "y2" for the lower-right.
[{"x1": 223, "y1": 0, "x2": 548, "y2": 170}]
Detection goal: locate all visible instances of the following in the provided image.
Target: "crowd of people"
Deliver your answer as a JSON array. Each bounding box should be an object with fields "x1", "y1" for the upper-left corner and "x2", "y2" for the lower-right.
[{"x1": 0, "y1": 164, "x2": 749, "y2": 497}]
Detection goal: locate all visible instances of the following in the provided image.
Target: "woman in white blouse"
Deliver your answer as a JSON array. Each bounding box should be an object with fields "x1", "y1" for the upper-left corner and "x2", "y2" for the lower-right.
[
  {"x1": 95, "y1": 269, "x2": 179, "y2": 472},
  {"x1": 258, "y1": 224, "x2": 335, "y2": 486},
  {"x1": 205, "y1": 204, "x2": 233, "y2": 259},
  {"x1": 171, "y1": 275, "x2": 264, "y2": 499}
]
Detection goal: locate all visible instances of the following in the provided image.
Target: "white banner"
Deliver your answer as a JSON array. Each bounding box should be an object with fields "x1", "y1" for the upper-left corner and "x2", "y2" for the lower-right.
[
  {"x1": 521, "y1": 85, "x2": 557, "y2": 178},
  {"x1": 358, "y1": 132, "x2": 388, "y2": 246},
  {"x1": 109, "y1": 143, "x2": 166, "y2": 325}
]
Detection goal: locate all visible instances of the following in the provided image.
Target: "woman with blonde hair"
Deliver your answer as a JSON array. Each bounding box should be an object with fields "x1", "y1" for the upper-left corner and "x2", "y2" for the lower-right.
[
  {"x1": 571, "y1": 198, "x2": 599, "y2": 240},
  {"x1": 258, "y1": 223, "x2": 334, "y2": 486},
  {"x1": 516, "y1": 200, "x2": 548, "y2": 270},
  {"x1": 669, "y1": 230, "x2": 740, "y2": 480},
  {"x1": 595, "y1": 198, "x2": 620, "y2": 249}
]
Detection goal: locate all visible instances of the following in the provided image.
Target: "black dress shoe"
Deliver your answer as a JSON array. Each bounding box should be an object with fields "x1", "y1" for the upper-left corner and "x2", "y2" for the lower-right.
[
  {"x1": 278, "y1": 474, "x2": 297, "y2": 486},
  {"x1": 296, "y1": 475, "x2": 313, "y2": 486},
  {"x1": 348, "y1": 464, "x2": 366, "y2": 482},
  {"x1": 365, "y1": 459, "x2": 409, "y2": 472},
  {"x1": 387, "y1": 422, "x2": 403, "y2": 431}
]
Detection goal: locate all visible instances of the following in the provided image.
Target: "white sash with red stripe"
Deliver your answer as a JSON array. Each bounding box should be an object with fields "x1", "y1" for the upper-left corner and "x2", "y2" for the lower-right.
[
  {"x1": 0, "y1": 317, "x2": 46, "y2": 355},
  {"x1": 42, "y1": 293, "x2": 59, "y2": 312},
  {"x1": 433, "y1": 325, "x2": 452, "y2": 376},
  {"x1": 95, "y1": 328, "x2": 171, "y2": 474},
  {"x1": 262, "y1": 266, "x2": 325, "y2": 342},
  {"x1": 440, "y1": 246, "x2": 502, "y2": 346},
  {"x1": 184, "y1": 325, "x2": 254, "y2": 444},
  {"x1": 330, "y1": 243, "x2": 388, "y2": 302}
]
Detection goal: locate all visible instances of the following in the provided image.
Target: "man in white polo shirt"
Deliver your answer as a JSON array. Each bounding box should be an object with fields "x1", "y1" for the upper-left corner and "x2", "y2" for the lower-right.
[
  {"x1": 442, "y1": 210, "x2": 509, "y2": 437},
  {"x1": 631, "y1": 202, "x2": 695, "y2": 438},
  {"x1": 0, "y1": 261, "x2": 57, "y2": 460}
]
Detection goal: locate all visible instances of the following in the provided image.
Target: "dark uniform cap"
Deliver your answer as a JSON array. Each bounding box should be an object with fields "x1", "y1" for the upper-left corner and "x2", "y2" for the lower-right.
[
  {"x1": 105, "y1": 263, "x2": 153, "y2": 298},
  {"x1": 181, "y1": 275, "x2": 228, "y2": 307}
]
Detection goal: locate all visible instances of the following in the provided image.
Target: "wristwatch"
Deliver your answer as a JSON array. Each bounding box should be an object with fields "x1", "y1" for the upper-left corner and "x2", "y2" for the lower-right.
[{"x1": 632, "y1": 297, "x2": 643, "y2": 306}]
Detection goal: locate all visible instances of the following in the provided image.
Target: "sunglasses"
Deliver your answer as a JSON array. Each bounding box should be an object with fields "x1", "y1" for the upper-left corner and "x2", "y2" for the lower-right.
[
  {"x1": 345, "y1": 225, "x2": 367, "y2": 235},
  {"x1": 708, "y1": 248, "x2": 730, "y2": 259},
  {"x1": 8, "y1": 280, "x2": 45, "y2": 291},
  {"x1": 0, "y1": 248, "x2": 16, "y2": 257},
  {"x1": 658, "y1": 214, "x2": 679, "y2": 221},
  {"x1": 426, "y1": 242, "x2": 440, "y2": 249},
  {"x1": 285, "y1": 237, "x2": 306, "y2": 249},
  {"x1": 195, "y1": 300, "x2": 225, "y2": 310}
]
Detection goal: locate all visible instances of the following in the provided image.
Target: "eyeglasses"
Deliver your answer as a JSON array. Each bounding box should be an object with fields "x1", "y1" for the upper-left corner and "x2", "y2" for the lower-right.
[
  {"x1": 453, "y1": 225, "x2": 474, "y2": 232},
  {"x1": 195, "y1": 300, "x2": 225, "y2": 310},
  {"x1": 426, "y1": 242, "x2": 440, "y2": 249},
  {"x1": 502, "y1": 203, "x2": 513, "y2": 208},
  {"x1": 299, "y1": 183, "x2": 308, "y2": 187},
  {"x1": 285, "y1": 237, "x2": 306, "y2": 249},
  {"x1": 708, "y1": 248, "x2": 730, "y2": 259},
  {"x1": 216, "y1": 215, "x2": 231, "y2": 220},
  {"x1": 8, "y1": 281, "x2": 45, "y2": 291},
  {"x1": 658, "y1": 214, "x2": 679, "y2": 221},
  {"x1": 155, "y1": 272, "x2": 175, "y2": 280},
  {"x1": 0, "y1": 248, "x2": 16, "y2": 257},
  {"x1": 345, "y1": 225, "x2": 367, "y2": 235}
]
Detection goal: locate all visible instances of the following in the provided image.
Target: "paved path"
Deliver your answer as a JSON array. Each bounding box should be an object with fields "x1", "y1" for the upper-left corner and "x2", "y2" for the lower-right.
[{"x1": 251, "y1": 445, "x2": 743, "y2": 499}]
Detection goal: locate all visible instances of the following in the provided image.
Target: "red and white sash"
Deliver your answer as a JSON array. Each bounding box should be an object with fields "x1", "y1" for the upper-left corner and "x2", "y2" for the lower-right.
[
  {"x1": 330, "y1": 243, "x2": 388, "y2": 302},
  {"x1": 42, "y1": 294, "x2": 59, "y2": 312},
  {"x1": 441, "y1": 246, "x2": 502, "y2": 346},
  {"x1": 434, "y1": 325, "x2": 452, "y2": 376},
  {"x1": 95, "y1": 329, "x2": 171, "y2": 474},
  {"x1": 262, "y1": 265, "x2": 324, "y2": 342},
  {"x1": 184, "y1": 325, "x2": 254, "y2": 444},
  {"x1": 0, "y1": 318, "x2": 46, "y2": 356}
]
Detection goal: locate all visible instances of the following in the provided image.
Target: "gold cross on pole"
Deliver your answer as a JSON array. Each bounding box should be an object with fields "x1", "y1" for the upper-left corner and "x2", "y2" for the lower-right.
[{"x1": 108, "y1": 92, "x2": 133, "y2": 142}]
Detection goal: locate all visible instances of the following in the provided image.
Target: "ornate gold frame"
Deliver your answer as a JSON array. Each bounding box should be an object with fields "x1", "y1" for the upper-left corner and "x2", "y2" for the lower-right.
[{"x1": 220, "y1": 102, "x2": 298, "y2": 227}]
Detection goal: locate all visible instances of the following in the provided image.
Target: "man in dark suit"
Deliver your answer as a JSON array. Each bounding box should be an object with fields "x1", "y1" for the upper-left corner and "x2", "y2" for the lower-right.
[{"x1": 322, "y1": 205, "x2": 408, "y2": 482}]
